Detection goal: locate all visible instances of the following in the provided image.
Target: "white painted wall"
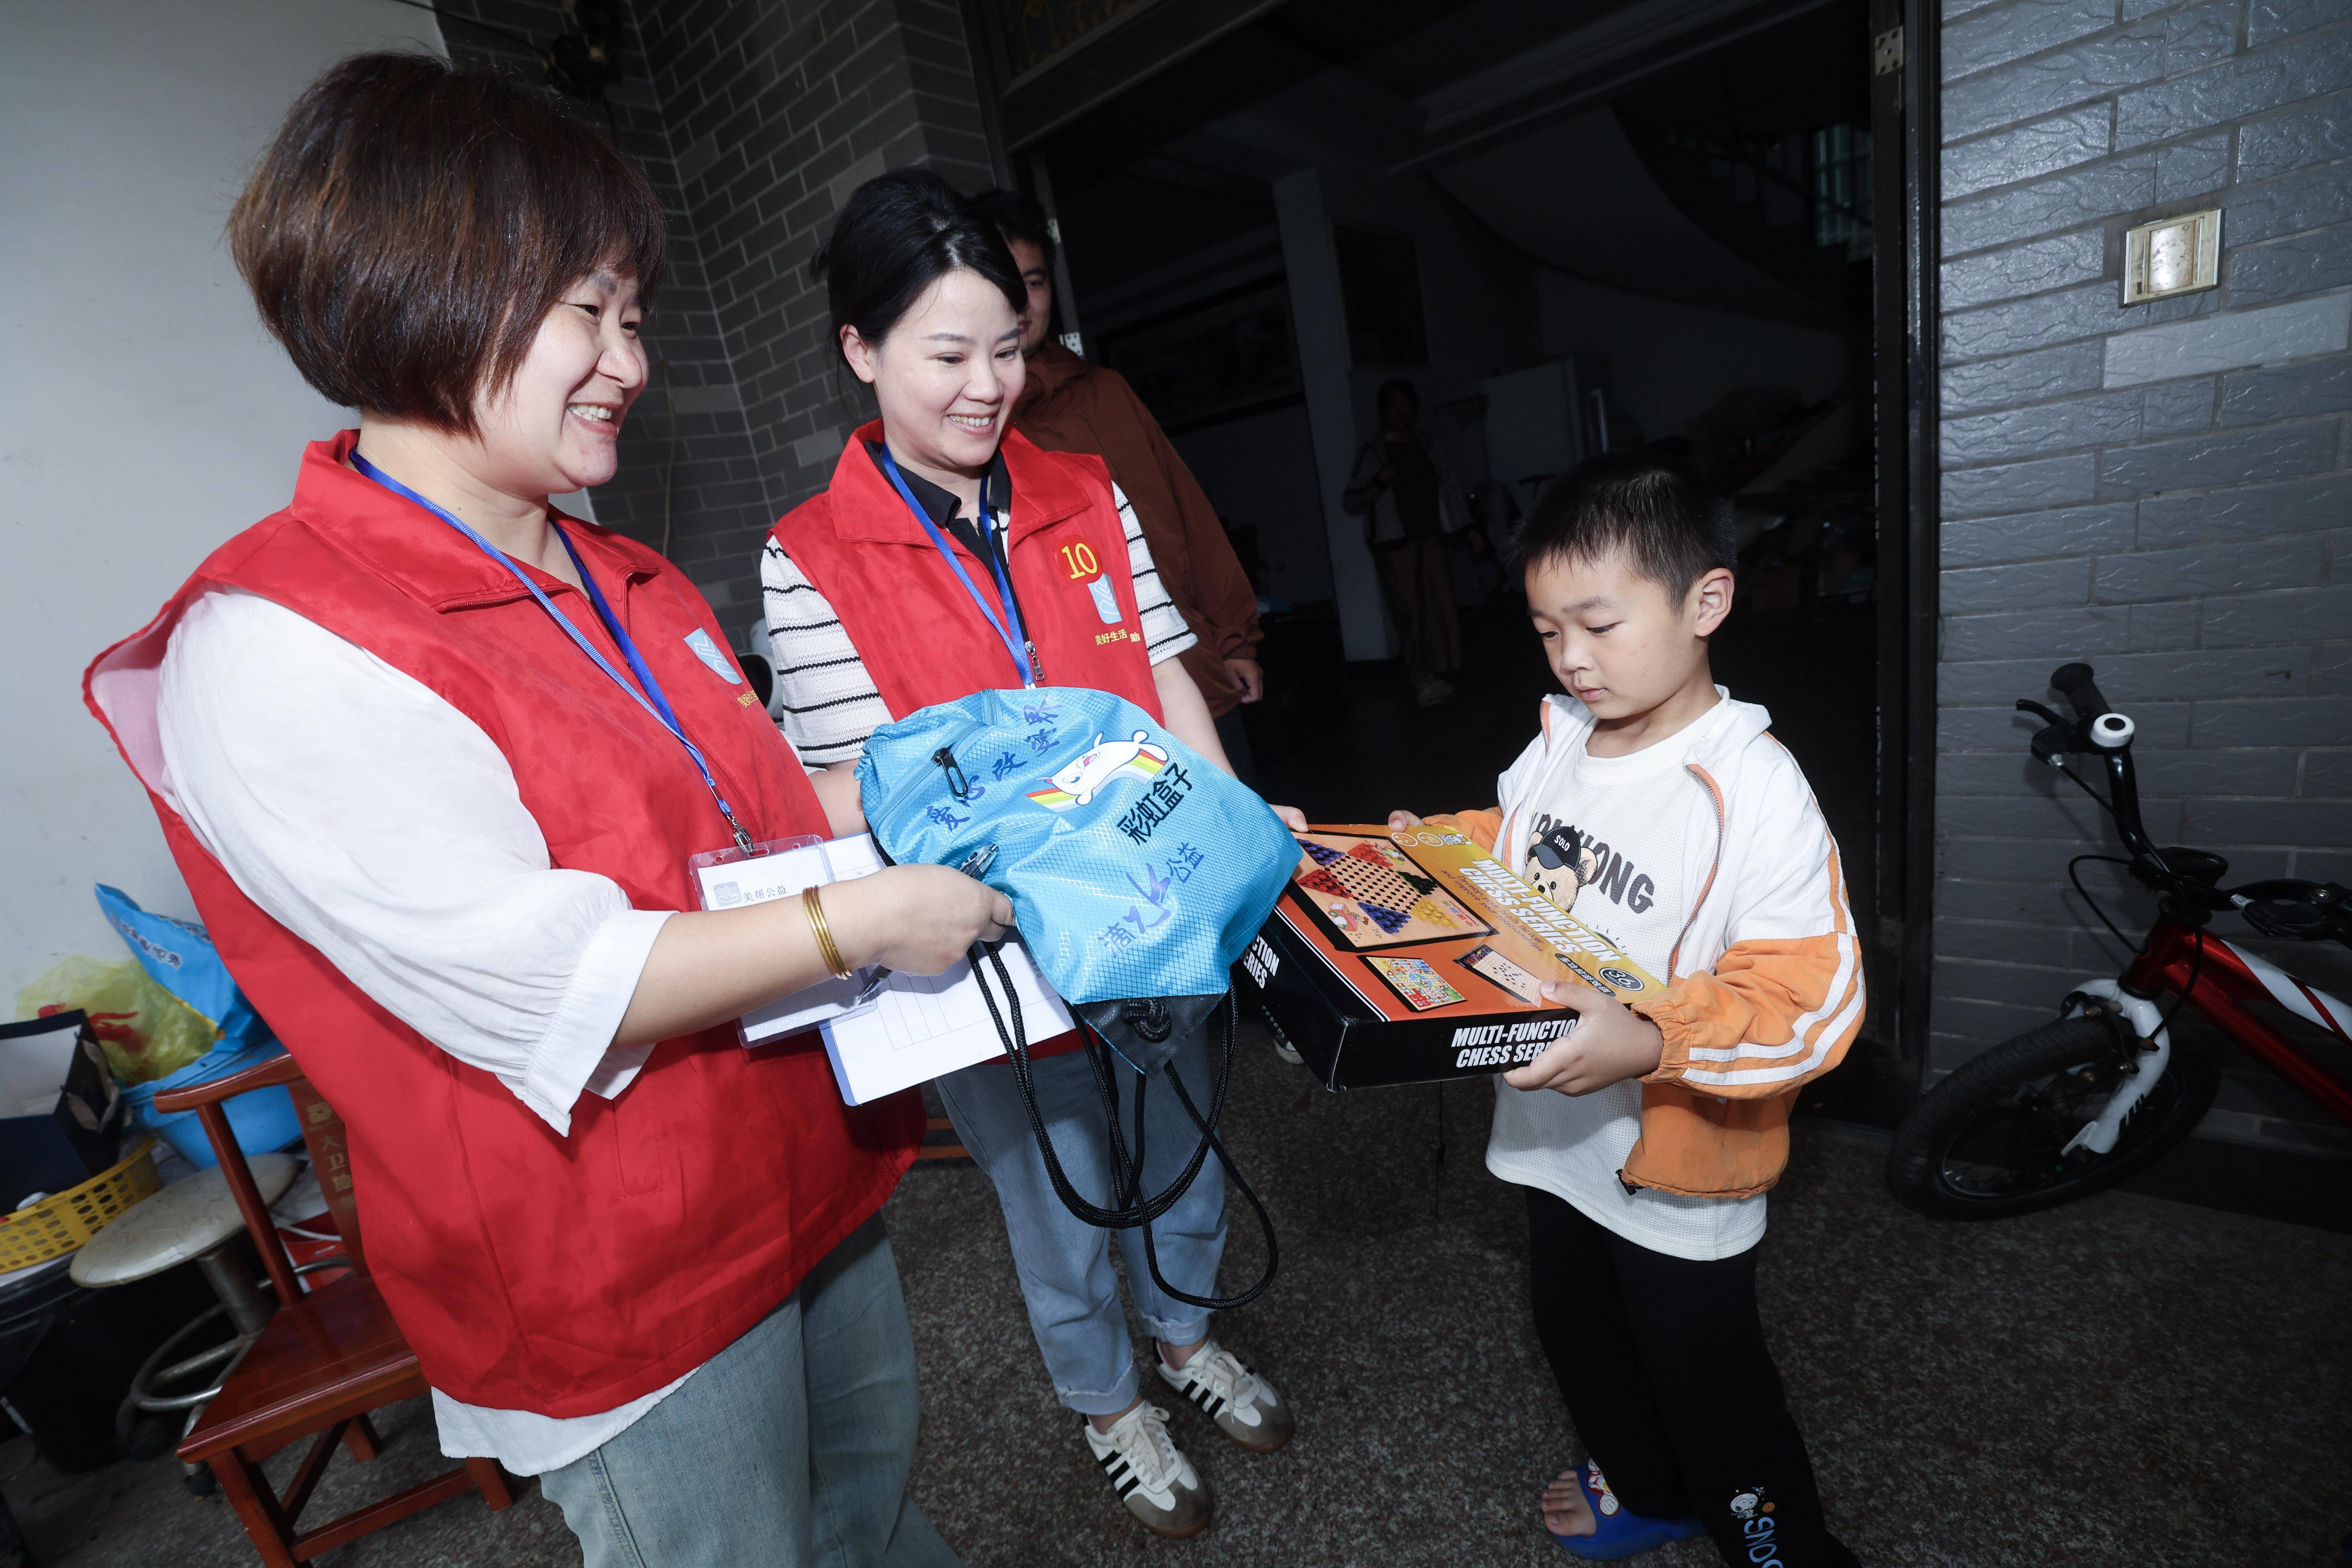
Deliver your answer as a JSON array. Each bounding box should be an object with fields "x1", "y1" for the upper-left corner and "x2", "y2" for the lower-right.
[
  {"x1": 1272, "y1": 165, "x2": 1550, "y2": 657},
  {"x1": 0, "y1": 0, "x2": 446, "y2": 1001},
  {"x1": 1536, "y1": 269, "x2": 1862, "y2": 446}
]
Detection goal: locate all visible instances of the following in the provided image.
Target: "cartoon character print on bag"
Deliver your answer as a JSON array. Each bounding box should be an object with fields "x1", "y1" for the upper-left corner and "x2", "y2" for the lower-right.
[{"x1": 1024, "y1": 730, "x2": 1171, "y2": 811}]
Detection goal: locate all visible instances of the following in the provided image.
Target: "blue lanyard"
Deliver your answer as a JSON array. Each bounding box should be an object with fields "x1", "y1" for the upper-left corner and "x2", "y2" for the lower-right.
[
  {"x1": 875, "y1": 446, "x2": 1037, "y2": 688},
  {"x1": 348, "y1": 451, "x2": 756, "y2": 855}
]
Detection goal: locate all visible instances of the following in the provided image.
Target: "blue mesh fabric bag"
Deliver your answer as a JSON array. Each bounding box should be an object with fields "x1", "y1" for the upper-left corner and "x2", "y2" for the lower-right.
[
  {"x1": 859, "y1": 686, "x2": 1290, "y2": 1307},
  {"x1": 857, "y1": 686, "x2": 1296, "y2": 1037}
]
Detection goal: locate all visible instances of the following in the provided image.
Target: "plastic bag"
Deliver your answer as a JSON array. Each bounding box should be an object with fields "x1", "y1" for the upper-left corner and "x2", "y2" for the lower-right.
[
  {"x1": 93, "y1": 886, "x2": 271, "y2": 1057},
  {"x1": 13, "y1": 956, "x2": 212, "y2": 1086},
  {"x1": 857, "y1": 687, "x2": 1297, "y2": 1030}
]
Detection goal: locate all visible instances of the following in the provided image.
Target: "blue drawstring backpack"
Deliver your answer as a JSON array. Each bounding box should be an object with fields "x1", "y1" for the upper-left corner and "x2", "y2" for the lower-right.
[
  {"x1": 858, "y1": 686, "x2": 1296, "y2": 1307},
  {"x1": 857, "y1": 686, "x2": 1297, "y2": 1060}
]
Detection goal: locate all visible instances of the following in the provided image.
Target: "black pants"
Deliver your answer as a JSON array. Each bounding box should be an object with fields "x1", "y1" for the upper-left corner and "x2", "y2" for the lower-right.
[{"x1": 1526, "y1": 1188, "x2": 1858, "y2": 1568}]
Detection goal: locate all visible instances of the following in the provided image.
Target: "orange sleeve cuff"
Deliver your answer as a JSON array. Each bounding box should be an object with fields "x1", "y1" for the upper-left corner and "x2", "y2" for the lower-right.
[
  {"x1": 1425, "y1": 808, "x2": 1503, "y2": 854},
  {"x1": 1630, "y1": 992, "x2": 1695, "y2": 1080}
]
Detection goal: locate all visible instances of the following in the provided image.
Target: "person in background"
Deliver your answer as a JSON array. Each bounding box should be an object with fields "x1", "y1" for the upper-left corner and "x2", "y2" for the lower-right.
[
  {"x1": 86, "y1": 56, "x2": 1000, "y2": 1568},
  {"x1": 1388, "y1": 455, "x2": 1862, "y2": 1566},
  {"x1": 963, "y1": 188, "x2": 1269, "y2": 783},
  {"x1": 763, "y1": 169, "x2": 1301, "y2": 1542},
  {"x1": 1344, "y1": 378, "x2": 1468, "y2": 707}
]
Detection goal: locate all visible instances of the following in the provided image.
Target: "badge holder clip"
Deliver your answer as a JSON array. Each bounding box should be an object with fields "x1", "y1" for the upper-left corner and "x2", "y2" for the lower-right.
[{"x1": 687, "y1": 834, "x2": 889, "y2": 1048}]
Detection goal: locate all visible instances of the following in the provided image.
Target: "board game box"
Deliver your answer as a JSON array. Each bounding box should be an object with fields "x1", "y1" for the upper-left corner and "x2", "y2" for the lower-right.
[{"x1": 1233, "y1": 823, "x2": 1665, "y2": 1090}]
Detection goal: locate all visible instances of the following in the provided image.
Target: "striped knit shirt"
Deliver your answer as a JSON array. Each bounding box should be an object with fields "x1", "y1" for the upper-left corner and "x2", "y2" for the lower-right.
[{"x1": 762, "y1": 478, "x2": 1196, "y2": 767}]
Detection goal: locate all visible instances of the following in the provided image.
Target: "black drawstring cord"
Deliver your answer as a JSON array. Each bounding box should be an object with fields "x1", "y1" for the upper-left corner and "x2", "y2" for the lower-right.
[
  {"x1": 1139, "y1": 996, "x2": 1281, "y2": 1310},
  {"x1": 967, "y1": 944, "x2": 1279, "y2": 1310}
]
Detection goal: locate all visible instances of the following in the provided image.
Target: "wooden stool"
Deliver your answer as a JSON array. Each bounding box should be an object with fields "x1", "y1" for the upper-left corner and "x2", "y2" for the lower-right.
[{"x1": 72, "y1": 1155, "x2": 297, "y2": 1489}]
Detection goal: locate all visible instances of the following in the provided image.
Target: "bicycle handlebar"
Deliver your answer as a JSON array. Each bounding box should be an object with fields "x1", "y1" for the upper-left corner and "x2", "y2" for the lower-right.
[
  {"x1": 2022, "y1": 662, "x2": 2158, "y2": 866},
  {"x1": 2024, "y1": 661, "x2": 2351, "y2": 941},
  {"x1": 2050, "y1": 662, "x2": 2110, "y2": 721}
]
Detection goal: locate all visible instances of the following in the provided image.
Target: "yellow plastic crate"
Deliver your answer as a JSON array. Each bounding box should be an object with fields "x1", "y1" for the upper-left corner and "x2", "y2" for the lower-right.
[{"x1": 0, "y1": 1139, "x2": 162, "y2": 1272}]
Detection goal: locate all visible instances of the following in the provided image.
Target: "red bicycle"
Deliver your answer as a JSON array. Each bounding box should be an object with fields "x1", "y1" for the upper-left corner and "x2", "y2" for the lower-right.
[{"x1": 1888, "y1": 662, "x2": 2352, "y2": 1218}]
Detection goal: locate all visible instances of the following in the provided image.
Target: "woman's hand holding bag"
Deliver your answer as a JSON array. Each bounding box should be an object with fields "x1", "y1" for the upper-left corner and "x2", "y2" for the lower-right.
[{"x1": 826, "y1": 864, "x2": 1013, "y2": 976}]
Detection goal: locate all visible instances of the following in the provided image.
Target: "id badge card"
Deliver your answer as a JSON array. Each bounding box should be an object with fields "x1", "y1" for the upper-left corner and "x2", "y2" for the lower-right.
[{"x1": 687, "y1": 834, "x2": 887, "y2": 1048}]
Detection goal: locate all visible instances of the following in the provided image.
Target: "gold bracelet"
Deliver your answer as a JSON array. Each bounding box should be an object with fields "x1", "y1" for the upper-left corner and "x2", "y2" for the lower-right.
[{"x1": 802, "y1": 886, "x2": 852, "y2": 980}]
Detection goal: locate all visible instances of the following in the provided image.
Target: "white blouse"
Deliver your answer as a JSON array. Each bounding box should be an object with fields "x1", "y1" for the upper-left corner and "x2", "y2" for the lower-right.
[{"x1": 154, "y1": 586, "x2": 692, "y2": 1475}]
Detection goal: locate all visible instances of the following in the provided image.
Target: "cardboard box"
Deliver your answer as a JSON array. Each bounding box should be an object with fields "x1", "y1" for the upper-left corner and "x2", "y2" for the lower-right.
[{"x1": 1234, "y1": 824, "x2": 1663, "y2": 1089}]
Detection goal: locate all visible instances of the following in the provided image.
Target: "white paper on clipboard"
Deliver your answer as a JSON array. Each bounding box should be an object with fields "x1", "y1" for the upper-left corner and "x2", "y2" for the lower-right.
[
  {"x1": 822, "y1": 941, "x2": 1072, "y2": 1106},
  {"x1": 689, "y1": 833, "x2": 875, "y2": 1046},
  {"x1": 689, "y1": 831, "x2": 1074, "y2": 1103}
]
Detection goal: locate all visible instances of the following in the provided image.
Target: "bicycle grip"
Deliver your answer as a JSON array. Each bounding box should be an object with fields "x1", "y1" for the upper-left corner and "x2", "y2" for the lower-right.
[{"x1": 2050, "y1": 662, "x2": 2109, "y2": 721}]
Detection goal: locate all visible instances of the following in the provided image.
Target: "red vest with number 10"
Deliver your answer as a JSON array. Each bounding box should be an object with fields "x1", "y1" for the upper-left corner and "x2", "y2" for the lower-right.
[{"x1": 774, "y1": 424, "x2": 1163, "y2": 721}]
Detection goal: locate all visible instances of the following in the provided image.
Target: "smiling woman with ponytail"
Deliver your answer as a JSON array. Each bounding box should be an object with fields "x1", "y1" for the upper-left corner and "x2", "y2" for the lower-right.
[{"x1": 760, "y1": 167, "x2": 1305, "y2": 1542}]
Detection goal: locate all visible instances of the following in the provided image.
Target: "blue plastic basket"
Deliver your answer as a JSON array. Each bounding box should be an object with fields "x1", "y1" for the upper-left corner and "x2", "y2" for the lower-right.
[{"x1": 121, "y1": 1042, "x2": 300, "y2": 1171}]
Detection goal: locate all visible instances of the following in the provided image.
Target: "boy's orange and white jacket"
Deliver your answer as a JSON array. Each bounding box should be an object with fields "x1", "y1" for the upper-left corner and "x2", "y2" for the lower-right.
[{"x1": 1437, "y1": 690, "x2": 1863, "y2": 1199}]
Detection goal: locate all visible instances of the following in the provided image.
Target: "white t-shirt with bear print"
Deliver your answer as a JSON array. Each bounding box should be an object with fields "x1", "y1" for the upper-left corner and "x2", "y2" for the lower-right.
[{"x1": 1485, "y1": 695, "x2": 1769, "y2": 1261}]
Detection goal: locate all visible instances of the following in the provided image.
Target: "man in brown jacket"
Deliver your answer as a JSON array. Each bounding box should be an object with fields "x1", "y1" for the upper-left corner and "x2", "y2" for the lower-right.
[{"x1": 967, "y1": 189, "x2": 1267, "y2": 779}]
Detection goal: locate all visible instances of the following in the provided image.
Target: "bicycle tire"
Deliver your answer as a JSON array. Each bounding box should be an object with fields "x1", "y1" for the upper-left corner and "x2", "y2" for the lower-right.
[{"x1": 1887, "y1": 1016, "x2": 2219, "y2": 1220}]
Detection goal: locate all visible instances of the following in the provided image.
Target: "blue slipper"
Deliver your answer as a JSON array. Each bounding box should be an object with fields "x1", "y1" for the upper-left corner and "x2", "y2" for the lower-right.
[{"x1": 1548, "y1": 1461, "x2": 1710, "y2": 1560}]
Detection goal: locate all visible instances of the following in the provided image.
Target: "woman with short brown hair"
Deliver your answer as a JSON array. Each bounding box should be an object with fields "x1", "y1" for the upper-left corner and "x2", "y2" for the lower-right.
[{"x1": 87, "y1": 53, "x2": 981, "y2": 1566}]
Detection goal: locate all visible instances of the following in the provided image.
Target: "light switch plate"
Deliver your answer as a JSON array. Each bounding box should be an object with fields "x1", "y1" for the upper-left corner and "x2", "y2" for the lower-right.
[
  {"x1": 1873, "y1": 26, "x2": 1904, "y2": 75},
  {"x1": 2122, "y1": 208, "x2": 2221, "y2": 305}
]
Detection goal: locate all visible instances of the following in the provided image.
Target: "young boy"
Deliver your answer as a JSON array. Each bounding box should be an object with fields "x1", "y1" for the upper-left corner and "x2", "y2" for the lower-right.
[{"x1": 1390, "y1": 455, "x2": 1862, "y2": 1566}]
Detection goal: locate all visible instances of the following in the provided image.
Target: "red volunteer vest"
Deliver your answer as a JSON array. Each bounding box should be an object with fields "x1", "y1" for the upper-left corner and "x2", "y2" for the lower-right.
[
  {"x1": 775, "y1": 426, "x2": 1163, "y2": 1061},
  {"x1": 774, "y1": 424, "x2": 1163, "y2": 720},
  {"x1": 85, "y1": 434, "x2": 918, "y2": 1418}
]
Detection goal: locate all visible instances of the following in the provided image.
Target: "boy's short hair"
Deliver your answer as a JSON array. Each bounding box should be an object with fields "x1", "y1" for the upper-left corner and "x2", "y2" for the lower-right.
[
  {"x1": 1508, "y1": 452, "x2": 1737, "y2": 604},
  {"x1": 227, "y1": 53, "x2": 667, "y2": 435}
]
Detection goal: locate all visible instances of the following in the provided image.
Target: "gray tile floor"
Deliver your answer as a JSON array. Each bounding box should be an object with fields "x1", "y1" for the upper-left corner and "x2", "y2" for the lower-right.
[{"x1": 9, "y1": 1026, "x2": 2349, "y2": 1566}]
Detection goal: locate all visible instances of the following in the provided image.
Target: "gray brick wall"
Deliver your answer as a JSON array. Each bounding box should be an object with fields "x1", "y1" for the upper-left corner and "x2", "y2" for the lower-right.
[
  {"x1": 1936, "y1": 0, "x2": 2352, "y2": 1153},
  {"x1": 430, "y1": 0, "x2": 996, "y2": 637},
  {"x1": 629, "y1": 0, "x2": 997, "y2": 618},
  {"x1": 436, "y1": 1, "x2": 767, "y2": 582}
]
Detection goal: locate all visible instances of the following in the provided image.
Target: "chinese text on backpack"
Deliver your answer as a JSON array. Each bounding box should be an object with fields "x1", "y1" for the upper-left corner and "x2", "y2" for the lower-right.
[{"x1": 858, "y1": 686, "x2": 1296, "y2": 1307}]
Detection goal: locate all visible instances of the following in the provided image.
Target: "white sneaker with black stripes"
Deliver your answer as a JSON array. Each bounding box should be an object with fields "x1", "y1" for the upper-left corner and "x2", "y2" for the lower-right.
[
  {"x1": 1084, "y1": 1403, "x2": 1212, "y2": 1538},
  {"x1": 1156, "y1": 1340, "x2": 1295, "y2": 1453}
]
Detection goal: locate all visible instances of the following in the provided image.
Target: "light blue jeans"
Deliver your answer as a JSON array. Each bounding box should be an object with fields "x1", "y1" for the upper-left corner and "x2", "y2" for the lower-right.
[
  {"x1": 538, "y1": 1217, "x2": 958, "y2": 1568},
  {"x1": 935, "y1": 1027, "x2": 1228, "y2": 1417}
]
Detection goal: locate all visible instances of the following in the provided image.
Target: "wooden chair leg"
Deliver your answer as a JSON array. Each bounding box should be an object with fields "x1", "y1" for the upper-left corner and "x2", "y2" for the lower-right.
[
  {"x1": 210, "y1": 1449, "x2": 299, "y2": 1568},
  {"x1": 343, "y1": 1412, "x2": 383, "y2": 1462},
  {"x1": 466, "y1": 1456, "x2": 515, "y2": 1511},
  {"x1": 278, "y1": 1425, "x2": 345, "y2": 1532}
]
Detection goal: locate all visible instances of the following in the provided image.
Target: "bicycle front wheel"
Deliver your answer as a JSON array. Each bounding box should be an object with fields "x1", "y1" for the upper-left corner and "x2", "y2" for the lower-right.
[{"x1": 1886, "y1": 1016, "x2": 2218, "y2": 1219}]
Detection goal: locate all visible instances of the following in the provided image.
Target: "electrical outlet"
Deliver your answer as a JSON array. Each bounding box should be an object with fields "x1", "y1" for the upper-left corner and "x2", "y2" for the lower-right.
[{"x1": 2123, "y1": 209, "x2": 2221, "y2": 305}]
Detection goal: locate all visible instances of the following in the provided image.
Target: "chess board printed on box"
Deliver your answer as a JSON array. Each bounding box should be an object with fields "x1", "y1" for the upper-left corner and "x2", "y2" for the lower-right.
[{"x1": 1236, "y1": 825, "x2": 1664, "y2": 1090}]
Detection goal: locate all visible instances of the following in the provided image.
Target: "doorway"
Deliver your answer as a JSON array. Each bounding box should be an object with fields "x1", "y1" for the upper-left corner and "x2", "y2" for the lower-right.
[{"x1": 987, "y1": 0, "x2": 1929, "y2": 1116}]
